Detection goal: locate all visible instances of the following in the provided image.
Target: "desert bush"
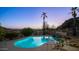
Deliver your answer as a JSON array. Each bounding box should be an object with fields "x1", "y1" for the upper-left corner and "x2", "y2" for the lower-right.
[
  {"x1": 5, "y1": 32, "x2": 19, "y2": 40},
  {"x1": 21, "y1": 28, "x2": 33, "y2": 36},
  {"x1": 0, "y1": 28, "x2": 6, "y2": 41}
]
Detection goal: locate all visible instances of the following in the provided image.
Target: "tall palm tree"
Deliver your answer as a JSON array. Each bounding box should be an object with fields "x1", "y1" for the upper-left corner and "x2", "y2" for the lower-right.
[
  {"x1": 71, "y1": 7, "x2": 78, "y2": 36},
  {"x1": 41, "y1": 12, "x2": 47, "y2": 35},
  {"x1": 0, "y1": 22, "x2": 1, "y2": 27}
]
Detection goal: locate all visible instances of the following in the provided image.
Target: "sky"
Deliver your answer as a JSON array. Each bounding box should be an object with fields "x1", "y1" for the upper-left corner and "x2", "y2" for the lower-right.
[{"x1": 0, "y1": 7, "x2": 76, "y2": 29}]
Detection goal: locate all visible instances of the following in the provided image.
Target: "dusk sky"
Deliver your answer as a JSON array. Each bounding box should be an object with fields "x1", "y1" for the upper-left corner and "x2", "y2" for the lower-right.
[{"x1": 0, "y1": 7, "x2": 77, "y2": 29}]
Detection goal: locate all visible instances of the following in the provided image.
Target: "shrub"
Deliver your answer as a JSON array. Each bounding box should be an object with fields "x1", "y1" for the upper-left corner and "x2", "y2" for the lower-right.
[
  {"x1": 0, "y1": 28, "x2": 6, "y2": 41},
  {"x1": 5, "y1": 32, "x2": 18, "y2": 40},
  {"x1": 21, "y1": 28, "x2": 33, "y2": 36}
]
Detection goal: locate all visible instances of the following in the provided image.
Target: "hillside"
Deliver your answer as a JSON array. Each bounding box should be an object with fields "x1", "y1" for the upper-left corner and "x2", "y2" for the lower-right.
[{"x1": 57, "y1": 17, "x2": 79, "y2": 30}]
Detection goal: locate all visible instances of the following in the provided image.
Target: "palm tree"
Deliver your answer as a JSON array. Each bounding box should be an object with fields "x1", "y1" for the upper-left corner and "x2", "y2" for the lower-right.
[
  {"x1": 71, "y1": 7, "x2": 78, "y2": 36},
  {"x1": 0, "y1": 22, "x2": 1, "y2": 28},
  {"x1": 41, "y1": 12, "x2": 47, "y2": 35}
]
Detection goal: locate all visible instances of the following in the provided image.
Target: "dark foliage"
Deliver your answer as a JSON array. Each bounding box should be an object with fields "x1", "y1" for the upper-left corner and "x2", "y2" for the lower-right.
[
  {"x1": 21, "y1": 28, "x2": 33, "y2": 36},
  {"x1": 5, "y1": 32, "x2": 19, "y2": 40}
]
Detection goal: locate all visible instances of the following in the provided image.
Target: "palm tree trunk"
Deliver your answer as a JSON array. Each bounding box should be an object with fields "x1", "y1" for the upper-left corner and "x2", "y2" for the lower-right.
[
  {"x1": 73, "y1": 16, "x2": 77, "y2": 36},
  {"x1": 43, "y1": 19, "x2": 45, "y2": 35}
]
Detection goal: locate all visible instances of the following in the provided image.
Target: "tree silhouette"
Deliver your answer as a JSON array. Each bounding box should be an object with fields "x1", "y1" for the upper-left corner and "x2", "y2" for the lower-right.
[
  {"x1": 0, "y1": 22, "x2": 1, "y2": 27},
  {"x1": 41, "y1": 12, "x2": 47, "y2": 35},
  {"x1": 71, "y1": 7, "x2": 78, "y2": 36}
]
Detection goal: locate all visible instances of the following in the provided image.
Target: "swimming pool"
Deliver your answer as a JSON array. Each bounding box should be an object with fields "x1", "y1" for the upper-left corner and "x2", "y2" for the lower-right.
[{"x1": 14, "y1": 36, "x2": 56, "y2": 48}]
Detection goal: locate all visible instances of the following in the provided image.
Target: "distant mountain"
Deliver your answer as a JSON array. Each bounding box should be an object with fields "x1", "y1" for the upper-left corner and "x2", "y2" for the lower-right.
[
  {"x1": 0, "y1": 26, "x2": 6, "y2": 29},
  {"x1": 0, "y1": 26, "x2": 21, "y2": 32},
  {"x1": 57, "y1": 17, "x2": 79, "y2": 30}
]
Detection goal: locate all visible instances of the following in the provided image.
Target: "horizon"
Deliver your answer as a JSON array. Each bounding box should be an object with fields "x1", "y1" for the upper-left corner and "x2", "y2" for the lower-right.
[{"x1": 0, "y1": 7, "x2": 78, "y2": 29}]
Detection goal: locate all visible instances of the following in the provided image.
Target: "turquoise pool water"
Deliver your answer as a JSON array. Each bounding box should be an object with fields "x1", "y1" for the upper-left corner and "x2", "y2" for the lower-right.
[{"x1": 14, "y1": 36, "x2": 56, "y2": 48}]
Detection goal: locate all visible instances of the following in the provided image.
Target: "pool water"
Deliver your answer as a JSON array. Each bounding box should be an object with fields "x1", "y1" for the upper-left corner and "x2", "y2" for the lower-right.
[{"x1": 14, "y1": 36, "x2": 56, "y2": 48}]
